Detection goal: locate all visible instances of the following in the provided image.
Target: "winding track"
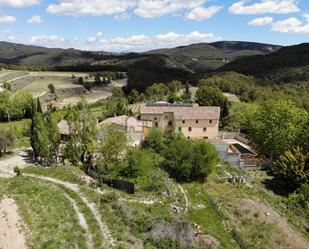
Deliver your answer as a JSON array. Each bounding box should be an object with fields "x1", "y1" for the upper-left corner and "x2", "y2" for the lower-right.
[{"x1": 23, "y1": 173, "x2": 116, "y2": 248}]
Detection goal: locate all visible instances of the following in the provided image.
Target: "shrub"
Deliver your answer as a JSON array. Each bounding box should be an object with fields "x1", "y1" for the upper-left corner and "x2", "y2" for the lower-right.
[{"x1": 13, "y1": 166, "x2": 21, "y2": 176}]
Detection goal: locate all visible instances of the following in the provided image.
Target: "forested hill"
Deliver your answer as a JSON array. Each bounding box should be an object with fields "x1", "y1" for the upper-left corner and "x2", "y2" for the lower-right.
[
  {"x1": 218, "y1": 43, "x2": 309, "y2": 84},
  {"x1": 146, "y1": 41, "x2": 282, "y2": 72},
  {"x1": 0, "y1": 41, "x2": 106, "y2": 66}
]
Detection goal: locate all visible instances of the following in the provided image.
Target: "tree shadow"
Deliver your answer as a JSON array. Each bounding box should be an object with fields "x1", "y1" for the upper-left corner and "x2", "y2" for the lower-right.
[
  {"x1": 262, "y1": 170, "x2": 295, "y2": 197},
  {"x1": 20, "y1": 148, "x2": 35, "y2": 164}
]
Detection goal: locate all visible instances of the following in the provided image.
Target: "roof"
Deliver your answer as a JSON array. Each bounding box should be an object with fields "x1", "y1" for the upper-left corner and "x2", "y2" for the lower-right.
[
  {"x1": 57, "y1": 120, "x2": 70, "y2": 135},
  {"x1": 99, "y1": 115, "x2": 151, "y2": 131},
  {"x1": 140, "y1": 104, "x2": 221, "y2": 120}
]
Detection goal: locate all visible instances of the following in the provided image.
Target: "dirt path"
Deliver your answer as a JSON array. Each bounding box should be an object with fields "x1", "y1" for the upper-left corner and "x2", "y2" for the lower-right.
[
  {"x1": 242, "y1": 198, "x2": 309, "y2": 249},
  {"x1": 24, "y1": 174, "x2": 116, "y2": 248},
  {"x1": 178, "y1": 184, "x2": 190, "y2": 211},
  {"x1": 64, "y1": 193, "x2": 93, "y2": 249},
  {"x1": 7, "y1": 72, "x2": 37, "y2": 83},
  {"x1": 0, "y1": 149, "x2": 33, "y2": 178},
  {"x1": 0, "y1": 198, "x2": 28, "y2": 249}
]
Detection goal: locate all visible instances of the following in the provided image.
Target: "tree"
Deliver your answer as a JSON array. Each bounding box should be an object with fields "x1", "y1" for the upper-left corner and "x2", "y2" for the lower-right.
[
  {"x1": 146, "y1": 83, "x2": 169, "y2": 102},
  {"x1": 121, "y1": 148, "x2": 156, "y2": 178},
  {"x1": 249, "y1": 100, "x2": 308, "y2": 159},
  {"x1": 168, "y1": 80, "x2": 182, "y2": 92},
  {"x1": 0, "y1": 129, "x2": 16, "y2": 156},
  {"x1": 98, "y1": 125, "x2": 128, "y2": 174},
  {"x1": 181, "y1": 83, "x2": 192, "y2": 102},
  {"x1": 224, "y1": 102, "x2": 258, "y2": 133},
  {"x1": 63, "y1": 100, "x2": 97, "y2": 166},
  {"x1": 45, "y1": 112, "x2": 61, "y2": 163},
  {"x1": 274, "y1": 147, "x2": 308, "y2": 188},
  {"x1": 30, "y1": 112, "x2": 50, "y2": 162},
  {"x1": 128, "y1": 89, "x2": 140, "y2": 104},
  {"x1": 167, "y1": 92, "x2": 182, "y2": 103},
  {"x1": 48, "y1": 84, "x2": 56, "y2": 94},
  {"x1": 142, "y1": 128, "x2": 166, "y2": 154},
  {"x1": 0, "y1": 91, "x2": 11, "y2": 121},
  {"x1": 196, "y1": 86, "x2": 229, "y2": 120},
  {"x1": 163, "y1": 136, "x2": 218, "y2": 182},
  {"x1": 111, "y1": 87, "x2": 124, "y2": 99},
  {"x1": 78, "y1": 77, "x2": 83, "y2": 85},
  {"x1": 37, "y1": 98, "x2": 43, "y2": 113},
  {"x1": 2, "y1": 82, "x2": 11, "y2": 91}
]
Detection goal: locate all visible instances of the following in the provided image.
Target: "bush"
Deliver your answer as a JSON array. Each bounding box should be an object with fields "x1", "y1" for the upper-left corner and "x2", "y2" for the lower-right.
[
  {"x1": 287, "y1": 184, "x2": 309, "y2": 217},
  {"x1": 13, "y1": 166, "x2": 21, "y2": 176}
]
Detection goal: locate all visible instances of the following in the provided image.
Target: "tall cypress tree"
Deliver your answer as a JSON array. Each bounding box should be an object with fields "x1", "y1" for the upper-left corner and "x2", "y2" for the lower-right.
[{"x1": 37, "y1": 98, "x2": 43, "y2": 113}]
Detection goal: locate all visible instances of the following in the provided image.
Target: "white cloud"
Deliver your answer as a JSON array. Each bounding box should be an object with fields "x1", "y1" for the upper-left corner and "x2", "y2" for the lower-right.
[
  {"x1": 47, "y1": 0, "x2": 136, "y2": 17},
  {"x1": 133, "y1": 0, "x2": 206, "y2": 19},
  {"x1": 86, "y1": 32, "x2": 102, "y2": 44},
  {"x1": 115, "y1": 12, "x2": 130, "y2": 21},
  {"x1": 47, "y1": 0, "x2": 219, "y2": 21},
  {"x1": 97, "y1": 31, "x2": 223, "y2": 52},
  {"x1": 249, "y1": 16, "x2": 273, "y2": 26},
  {"x1": 0, "y1": 0, "x2": 40, "y2": 8},
  {"x1": 271, "y1": 15, "x2": 309, "y2": 34},
  {"x1": 0, "y1": 14, "x2": 16, "y2": 23},
  {"x1": 27, "y1": 15, "x2": 43, "y2": 24},
  {"x1": 229, "y1": 0, "x2": 300, "y2": 15},
  {"x1": 0, "y1": 30, "x2": 24, "y2": 42},
  {"x1": 186, "y1": 5, "x2": 222, "y2": 21},
  {"x1": 30, "y1": 35, "x2": 78, "y2": 48}
]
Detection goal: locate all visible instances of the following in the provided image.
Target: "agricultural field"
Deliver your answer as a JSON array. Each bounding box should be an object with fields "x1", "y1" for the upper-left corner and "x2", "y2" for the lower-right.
[{"x1": 0, "y1": 69, "x2": 127, "y2": 107}]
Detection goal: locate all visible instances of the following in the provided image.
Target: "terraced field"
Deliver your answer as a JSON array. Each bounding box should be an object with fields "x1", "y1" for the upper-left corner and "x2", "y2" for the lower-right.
[{"x1": 0, "y1": 69, "x2": 127, "y2": 107}]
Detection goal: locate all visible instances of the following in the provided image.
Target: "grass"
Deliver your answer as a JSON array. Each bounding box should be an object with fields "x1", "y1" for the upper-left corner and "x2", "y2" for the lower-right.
[
  {"x1": 22, "y1": 165, "x2": 86, "y2": 185},
  {"x1": 205, "y1": 162, "x2": 309, "y2": 249},
  {"x1": 184, "y1": 183, "x2": 239, "y2": 249},
  {"x1": 6, "y1": 163, "x2": 308, "y2": 249},
  {"x1": 0, "y1": 176, "x2": 87, "y2": 248}
]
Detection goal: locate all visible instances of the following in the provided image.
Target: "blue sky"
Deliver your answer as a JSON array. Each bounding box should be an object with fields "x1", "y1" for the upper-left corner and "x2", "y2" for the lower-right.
[{"x1": 0, "y1": 0, "x2": 308, "y2": 51}]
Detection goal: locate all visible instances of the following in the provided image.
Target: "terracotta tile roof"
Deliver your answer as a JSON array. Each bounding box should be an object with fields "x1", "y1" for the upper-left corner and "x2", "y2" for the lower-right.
[{"x1": 140, "y1": 105, "x2": 221, "y2": 120}]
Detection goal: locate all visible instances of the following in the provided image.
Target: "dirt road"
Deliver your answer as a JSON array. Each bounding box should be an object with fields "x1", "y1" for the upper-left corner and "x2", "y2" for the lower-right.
[
  {"x1": 0, "y1": 149, "x2": 33, "y2": 177},
  {"x1": 0, "y1": 198, "x2": 28, "y2": 249}
]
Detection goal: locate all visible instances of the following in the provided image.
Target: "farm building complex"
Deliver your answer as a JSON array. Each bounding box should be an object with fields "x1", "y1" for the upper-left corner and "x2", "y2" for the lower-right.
[{"x1": 140, "y1": 103, "x2": 220, "y2": 140}]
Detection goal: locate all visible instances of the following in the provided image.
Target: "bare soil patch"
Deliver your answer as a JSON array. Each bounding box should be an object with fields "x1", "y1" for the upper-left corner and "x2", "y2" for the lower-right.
[
  {"x1": 241, "y1": 198, "x2": 309, "y2": 249},
  {"x1": 0, "y1": 198, "x2": 29, "y2": 249}
]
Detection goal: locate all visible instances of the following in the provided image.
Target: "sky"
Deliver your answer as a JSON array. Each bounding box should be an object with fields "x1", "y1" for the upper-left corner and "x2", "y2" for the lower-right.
[{"x1": 0, "y1": 0, "x2": 308, "y2": 52}]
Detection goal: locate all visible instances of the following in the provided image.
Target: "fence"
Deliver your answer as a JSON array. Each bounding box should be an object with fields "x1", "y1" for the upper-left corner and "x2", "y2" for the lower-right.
[{"x1": 87, "y1": 167, "x2": 135, "y2": 194}]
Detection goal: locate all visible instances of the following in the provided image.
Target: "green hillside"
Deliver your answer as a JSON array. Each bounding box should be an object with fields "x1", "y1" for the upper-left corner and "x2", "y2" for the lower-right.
[
  {"x1": 219, "y1": 43, "x2": 309, "y2": 83},
  {"x1": 0, "y1": 41, "x2": 106, "y2": 66},
  {"x1": 146, "y1": 41, "x2": 281, "y2": 72}
]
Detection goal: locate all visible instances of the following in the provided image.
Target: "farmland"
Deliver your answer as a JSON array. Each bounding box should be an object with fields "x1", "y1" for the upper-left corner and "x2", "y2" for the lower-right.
[{"x1": 0, "y1": 69, "x2": 127, "y2": 108}]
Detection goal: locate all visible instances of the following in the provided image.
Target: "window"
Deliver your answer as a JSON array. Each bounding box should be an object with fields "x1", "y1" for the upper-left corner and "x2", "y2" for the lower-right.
[
  {"x1": 203, "y1": 136, "x2": 209, "y2": 140},
  {"x1": 155, "y1": 122, "x2": 158, "y2": 127},
  {"x1": 209, "y1": 120, "x2": 213, "y2": 124},
  {"x1": 203, "y1": 127, "x2": 207, "y2": 132},
  {"x1": 188, "y1": 127, "x2": 192, "y2": 132},
  {"x1": 182, "y1": 120, "x2": 185, "y2": 124},
  {"x1": 178, "y1": 127, "x2": 182, "y2": 132},
  {"x1": 154, "y1": 117, "x2": 157, "y2": 121},
  {"x1": 165, "y1": 116, "x2": 168, "y2": 119},
  {"x1": 187, "y1": 136, "x2": 191, "y2": 139},
  {"x1": 168, "y1": 121, "x2": 172, "y2": 126},
  {"x1": 196, "y1": 120, "x2": 199, "y2": 124}
]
